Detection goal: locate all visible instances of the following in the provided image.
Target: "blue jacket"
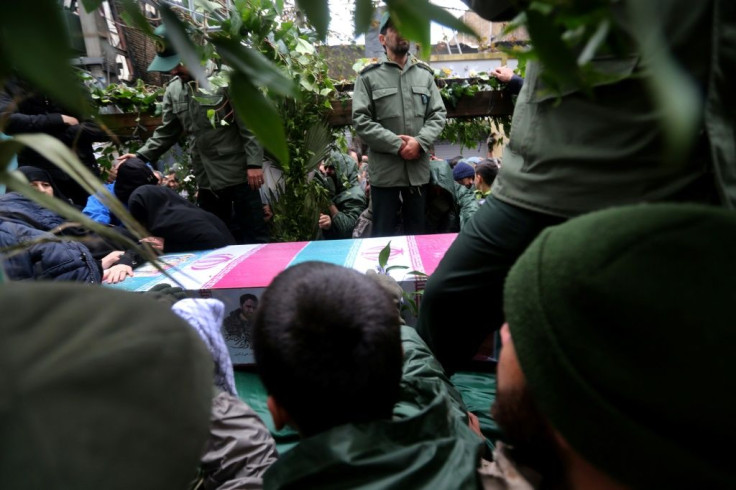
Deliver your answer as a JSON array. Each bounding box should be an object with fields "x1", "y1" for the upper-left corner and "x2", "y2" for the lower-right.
[
  {"x1": 0, "y1": 193, "x2": 101, "y2": 282},
  {"x1": 83, "y1": 182, "x2": 119, "y2": 225}
]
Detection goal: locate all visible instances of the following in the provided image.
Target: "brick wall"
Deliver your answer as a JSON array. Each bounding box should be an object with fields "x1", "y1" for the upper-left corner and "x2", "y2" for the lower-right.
[
  {"x1": 111, "y1": 0, "x2": 165, "y2": 85},
  {"x1": 120, "y1": 24, "x2": 165, "y2": 85}
]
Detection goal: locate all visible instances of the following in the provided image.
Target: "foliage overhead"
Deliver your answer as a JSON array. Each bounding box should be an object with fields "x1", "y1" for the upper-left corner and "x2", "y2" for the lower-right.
[
  {"x1": 86, "y1": 77, "x2": 165, "y2": 115},
  {"x1": 1, "y1": 0, "x2": 701, "y2": 252}
]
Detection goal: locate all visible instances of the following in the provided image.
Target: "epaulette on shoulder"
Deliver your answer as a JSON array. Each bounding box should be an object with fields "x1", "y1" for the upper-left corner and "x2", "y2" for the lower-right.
[
  {"x1": 412, "y1": 58, "x2": 434, "y2": 73},
  {"x1": 359, "y1": 58, "x2": 382, "y2": 74}
]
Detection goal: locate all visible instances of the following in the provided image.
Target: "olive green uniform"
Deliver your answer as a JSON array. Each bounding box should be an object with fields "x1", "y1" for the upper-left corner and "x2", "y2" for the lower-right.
[
  {"x1": 353, "y1": 53, "x2": 446, "y2": 236},
  {"x1": 418, "y1": 0, "x2": 736, "y2": 373},
  {"x1": 427, "y1": 159, "x2": 479, "y2": 233},
  {"x1": 320, "y1": 152, "x2": 368, "y2": 240},
  {"x1": 137, "y1": 77, "x2": 263, "y2": 190},
  {"x1": 136, "y1": 77, "x2": 267, "y2": 243}
]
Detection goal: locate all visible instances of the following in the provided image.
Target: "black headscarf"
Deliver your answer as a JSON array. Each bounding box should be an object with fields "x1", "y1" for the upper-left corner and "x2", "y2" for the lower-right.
[
  {"x1": 128, "y1": 185, "x2": 236, "y2": 253},
  {"x1": 16, "y1": 166, "x2": 71, "y2": 203},
  {"x1": 114, "y1": 158, "x2": 158, "y2": 206}
]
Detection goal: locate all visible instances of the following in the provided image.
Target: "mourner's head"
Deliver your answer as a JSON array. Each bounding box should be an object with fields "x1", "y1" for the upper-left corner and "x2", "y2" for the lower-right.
[
  {"x1": 379, "y1": 13, "x2": 410, "y2": 57},
  {"x1": 496, "y1": 203, "x2": 736, "y2": 488},
  {"x1": 253, "y1": 262, "x2": 402, "y2": 437}
]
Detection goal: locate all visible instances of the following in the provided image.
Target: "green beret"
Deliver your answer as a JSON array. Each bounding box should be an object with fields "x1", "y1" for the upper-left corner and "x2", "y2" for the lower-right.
[
  {"x1": 504, "y1": 203, "x2": 736, "y2": 488},
  {"x1": 0, "y1": 282, "x2": 213, "y2": 490}
]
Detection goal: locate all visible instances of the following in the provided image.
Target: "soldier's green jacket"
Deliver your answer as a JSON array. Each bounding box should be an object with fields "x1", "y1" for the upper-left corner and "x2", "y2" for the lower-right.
[
  {"x1": 492, "y1": 0, "x2": 736, "y2": 215},
  {"x1": 353, "y1": 54, "x2": 447, "y2": 188},
  {"x1": 351, "y1": 161, "x2": 478, "y2": 238},
  {"x1": 262, "y1": 326, "x2": 483, "y2": 489},
  {"x1": 322, "y1": 151, "x2": 367, "y2": 239},
  {"x1": 324, "y1": 185, "x2": 367, "y2": 239},
  {"x1": 428, "y1": 159, "x2": 479, "y2": 233},
  {"x1": 136, "y1": 77, "x2": 263, "y2": 191}
]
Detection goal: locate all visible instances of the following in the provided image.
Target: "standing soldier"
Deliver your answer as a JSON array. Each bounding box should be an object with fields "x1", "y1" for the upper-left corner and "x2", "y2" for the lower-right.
[
  {"x1": 352, "y1": 13, "x2": 447, "y2": 237},
  {"x1": 119, "y1": 25, "x2": 268, "y2": 244}
]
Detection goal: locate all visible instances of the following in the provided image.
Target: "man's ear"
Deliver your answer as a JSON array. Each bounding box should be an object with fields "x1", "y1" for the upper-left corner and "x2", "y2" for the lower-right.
[
  {"x1": 378, "y1": 33, "x2": 386, "y2": 45},
  {"x1": 267, "y1": 395, "x2": 291, "y2": 431}
]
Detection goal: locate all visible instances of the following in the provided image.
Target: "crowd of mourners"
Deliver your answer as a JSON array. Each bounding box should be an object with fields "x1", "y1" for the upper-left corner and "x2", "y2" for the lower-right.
[
  {"x1": 0, "y1": 143, "x2": 497, "y2": 284},
  {"x1": 0, "y1": 18, "x2": 499, "y2": 285},
  {"x1": 2, "y1": 1, "x2": 736, "y2": 489}
]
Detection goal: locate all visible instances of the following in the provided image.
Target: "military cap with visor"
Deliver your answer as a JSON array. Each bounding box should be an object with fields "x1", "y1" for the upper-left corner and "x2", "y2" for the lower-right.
[{"x1": 148, "y1": 24, "x2": 181, "y2": 73}]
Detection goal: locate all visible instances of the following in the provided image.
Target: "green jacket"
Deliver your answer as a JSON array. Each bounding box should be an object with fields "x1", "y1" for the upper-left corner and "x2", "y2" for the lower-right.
[
  {"x1": 353, "y1": 54, "x2": 446, "y2": 188},
  {"x1": 427, "y1": 159, "x2": 479, "y2": 233},
  {"x1": 137, "y1": 77, "x2": 263, "y2": 191},
  {"x1": 351, "y1": 161, "x2": 478, "y2": 237},
  {"x1": 327, "y1": 150, "x2": 360, "y2": 188},
  {"x1": 492, "y1": 1, "x2": 736, "y2": 216},
  {"x1": 324, "y1": 185, "x2": 367, "y2": 239},
  {"x1": 322, "y1": 151, "x2": 367, "y2": 239},
  {"x1": 263, "y1": 326, "x2": 483, "y2": 489}
]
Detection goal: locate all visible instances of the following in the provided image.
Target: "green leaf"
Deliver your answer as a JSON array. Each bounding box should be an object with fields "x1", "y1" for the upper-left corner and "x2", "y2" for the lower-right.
[
  {"x1": 354, "y1": 0, "x2": 374, "y2": 35},
  {"x1": 119, "y1": 0, "x2": 155, "y2": 37},
  {"x1": 524, "y1": 9, "x2": 582, "y2": 91},
  {"x1": 625, "y1": 1, "x2": 700, "y2": 162},
  {"x1": 80, "y1": 0, "x2": 105, "y2": 12},
  {"x1": 424, "y1": 2, "x2": 477, "y2": 39},
  {"x1": 295, "y1": 38, "x2": 316, "y2": 55},
  {"x1": 378, "y1": 241, "x2": 391, "y2": 269},
  {"x1": 386, "y1": 0, "x2": 477, "y2": 58},
  {"x1": 295, "y1": 0, "x2": 329, "y2": 40},
  {"x1": 503, "y1": 11, "x2": 527, "y2": 36},
  {"x1": 2, "y1": 171, "x2": 141, "y2": 249},
  {"x1": 0, "y1": 0, "x2": 91, "y2": 116},
  {"x1": 159, "y1": 5, "x2": 211, "y2": 91},
  {"x1": 211, "y1": 37, "x2": 296, "y2": 97},
  {"x1": 302, "y1": 122, "x2": 333, "y2": 175},
  {"x1": 2, "y1": 169, "x2": 174, "y2": 281},
  {"x1": 194, "y1": 0, "x2": 223, "y2": 15},
  {"x1": 229, "y1": 72, "x2": 289, "y2": 166},
  {"x1": 527, "y1": 1, "x2": 553, "y2": 16},
  {"x1": 10, "y1": 134, "x2": 150, "y2": 239},
  {"x1": 577, "y1": 19, "x2": 609, "y2": 66},
  {"x1": 386, "y1": 1, "x2": 431, "y2": 57},
  {"x1": 385, "y1": 265, "x2": 409, "y2": 272}
]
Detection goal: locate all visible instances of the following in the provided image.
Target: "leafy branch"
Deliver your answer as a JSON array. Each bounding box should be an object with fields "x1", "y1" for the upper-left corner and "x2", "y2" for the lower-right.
[
  {"x1": 376, "y1": 241, "x2": 428, "y2": 319},
  {"x1": 86, "y1": 77, "x2": 164, "y2": 116},
  {"x1": 437, "y1": 73, "x2": 503, "y2": 108},
  {"x1": 439, "y1": 116, "x2": 510, "y2": 151}
]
